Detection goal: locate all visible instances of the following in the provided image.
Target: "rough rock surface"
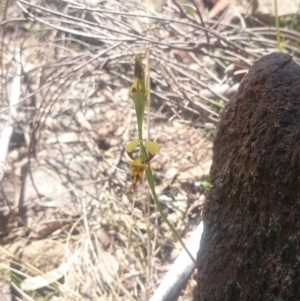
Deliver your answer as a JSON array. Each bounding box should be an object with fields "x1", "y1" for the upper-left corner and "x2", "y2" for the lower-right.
[{"x1": 194, "y1": 52, "x2": 300, "y2": 301}]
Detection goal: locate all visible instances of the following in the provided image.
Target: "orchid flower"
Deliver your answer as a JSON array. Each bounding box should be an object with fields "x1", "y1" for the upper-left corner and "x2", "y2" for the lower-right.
[{"x1": 125, "y1": 140, "x2": 160, "y2": 196}]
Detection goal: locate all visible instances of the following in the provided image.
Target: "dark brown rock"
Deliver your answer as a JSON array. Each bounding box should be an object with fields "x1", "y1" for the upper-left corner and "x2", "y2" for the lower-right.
[{"x1": 194, "y1": 52, "x2": 300, "y2": 301}]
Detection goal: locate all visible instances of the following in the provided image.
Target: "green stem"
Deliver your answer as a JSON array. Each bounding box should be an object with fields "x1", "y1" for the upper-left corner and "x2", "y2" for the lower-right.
[
  {"x1": 145, "y1": 167, "x2": 196, "y2": 264},
  {"x1": 133, "y1": 60, "x2": 196, "y2": 264},
  {"x1": 135, "y1": 80, "x2": 145, "y2": 141},
  {"x1": 274, "y1": 0, "x2": 281, "y2": 51}
]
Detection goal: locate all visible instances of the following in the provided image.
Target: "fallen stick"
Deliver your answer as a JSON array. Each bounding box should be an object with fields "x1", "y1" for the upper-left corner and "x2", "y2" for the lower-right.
[
  {"x1": 0, "y1": 48, "x2": 21, "y2": 182},
  {"x1": 149, "y1": 221, "x2": 203, "y2": 301}
]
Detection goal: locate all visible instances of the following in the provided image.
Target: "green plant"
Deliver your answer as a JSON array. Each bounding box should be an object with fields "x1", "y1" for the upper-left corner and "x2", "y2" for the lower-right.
[
  {"x1": 200, "y1": 178, "x2": 212, "y2": 192},
  {"x1": 126, "y1": 56, "x2": 196, "y2": 264}
]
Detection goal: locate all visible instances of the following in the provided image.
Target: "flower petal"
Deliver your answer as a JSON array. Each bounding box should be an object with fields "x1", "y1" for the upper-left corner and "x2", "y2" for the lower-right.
[
  {"x1": 145, "y1": 141, "x2": 160, "y2": 156},
  {"x1": 126, "y1": 140, "x2": 141, "y2": 153}
]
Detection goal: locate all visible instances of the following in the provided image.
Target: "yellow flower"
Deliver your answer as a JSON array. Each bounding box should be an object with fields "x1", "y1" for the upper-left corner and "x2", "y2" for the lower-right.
[
  {"x1": 125, "y1": 140, "x2": 160, "y2": 195},
  {"x1": 128, "y1": 78, "x2": 149, "y2": 100}
]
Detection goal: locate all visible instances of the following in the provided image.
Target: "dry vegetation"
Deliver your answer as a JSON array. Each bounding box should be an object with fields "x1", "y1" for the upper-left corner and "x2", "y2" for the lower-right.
[{"x1": 1, "y1": 0, "x2": 300, "y2": 300}]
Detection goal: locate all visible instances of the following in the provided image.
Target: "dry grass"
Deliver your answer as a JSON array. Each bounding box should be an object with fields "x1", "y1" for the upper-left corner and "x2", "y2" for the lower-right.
[{"x1": 1, "y1": 0, "x2": 300, "y2": 300}]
